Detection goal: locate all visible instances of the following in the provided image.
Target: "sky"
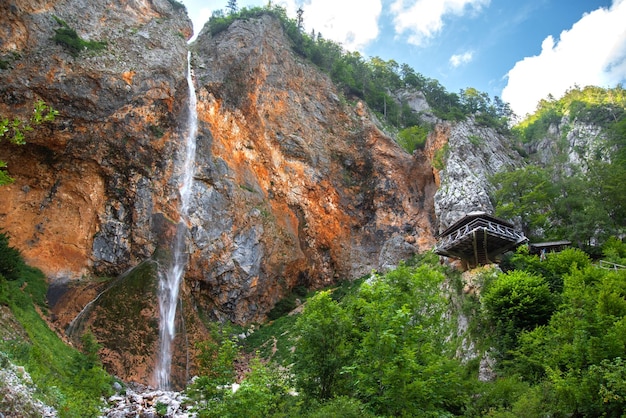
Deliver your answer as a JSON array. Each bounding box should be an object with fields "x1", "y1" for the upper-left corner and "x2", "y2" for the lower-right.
[{"x1": 179, "y1": 0, "x2": 626, "y2": 117}]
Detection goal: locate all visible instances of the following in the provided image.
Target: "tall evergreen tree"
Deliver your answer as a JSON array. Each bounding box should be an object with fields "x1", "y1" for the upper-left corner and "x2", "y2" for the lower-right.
[{"x1": 226, "y1": 0, "x2": 238, "y2": 15}]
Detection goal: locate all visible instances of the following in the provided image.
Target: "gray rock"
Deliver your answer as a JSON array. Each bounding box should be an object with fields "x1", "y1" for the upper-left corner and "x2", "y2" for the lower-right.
[{"x1": 434, "y1": 117, "x2": 523, "y2": 230}]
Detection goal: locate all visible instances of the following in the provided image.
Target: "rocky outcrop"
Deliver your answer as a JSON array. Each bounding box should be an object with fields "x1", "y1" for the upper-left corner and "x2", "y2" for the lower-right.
[
  {"x1": 0, "y1": 0, "x2": 196, "y2": 386},
  {"x1": 187, "y1": 14, "x2": 437, "y2": 324},
  {"x1": 526, "y1": 116, "x2": 609, "y2": 172},
  {"x1": 429, "y1": 118, "x2": 523, "y2": 231},
  {"x1": 0, "y1": 0, "x2": 192, "y2": 278}
]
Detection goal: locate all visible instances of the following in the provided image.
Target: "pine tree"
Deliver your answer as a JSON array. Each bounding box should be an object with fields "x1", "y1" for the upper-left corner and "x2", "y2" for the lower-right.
[
  {"x1": 226, "y1": 0, "x2": 238, "y2": 15},
  {"x1": 296, "y1": 7, "x2": 304, "y2": 30}
]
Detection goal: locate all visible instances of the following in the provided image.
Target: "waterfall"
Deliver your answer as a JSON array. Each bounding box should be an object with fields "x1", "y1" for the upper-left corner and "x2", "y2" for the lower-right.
[{"x1": 155, "y1": 51, "x2": 198, "y2": 389}]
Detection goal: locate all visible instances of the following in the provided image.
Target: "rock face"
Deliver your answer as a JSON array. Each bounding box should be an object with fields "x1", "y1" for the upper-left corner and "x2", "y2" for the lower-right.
[
  {"x1": 0, "y1": 0, "x2": 192, "y2": 278},
  {"x1": 0, "y1": 5, "x2": 438, "y2": 385},
  {"x1": 526, "y1": 116, "x2": 609, "y2": 172},
  {"x1": 187, "y1": 15, "x2": 437, "y2": 323},
  {"x1": 0, "y1": 0, "x2": 197, "y2": 386},
  {"x1": 429, "y1": 118, "x2": 523, "y2": 231}
]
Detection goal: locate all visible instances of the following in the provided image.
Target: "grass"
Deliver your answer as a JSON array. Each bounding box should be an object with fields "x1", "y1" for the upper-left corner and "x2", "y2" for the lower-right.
[{"x1": 0, "y1": 259, "x2": 114, "y2": 417}]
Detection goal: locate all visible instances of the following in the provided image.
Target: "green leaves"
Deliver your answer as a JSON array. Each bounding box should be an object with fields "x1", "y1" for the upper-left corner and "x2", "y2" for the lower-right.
[
  {"x1": 482, "y1": 270, "x2": 555, "y2": 346},
  {"x1": 0, "y1": 100, "x2": 58, "y2": 186},
  {"x1": 293, "y1": 291, "x2": 352, "y2": 400},
  {"x1": 290, "y1": 262, "x2": 466, "y2": 416}
]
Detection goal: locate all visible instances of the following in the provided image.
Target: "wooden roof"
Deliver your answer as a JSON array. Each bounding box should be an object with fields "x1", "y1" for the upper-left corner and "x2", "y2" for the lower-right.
[{"x1": 437, "y1": 211, "x2": 514, "y2": 238}]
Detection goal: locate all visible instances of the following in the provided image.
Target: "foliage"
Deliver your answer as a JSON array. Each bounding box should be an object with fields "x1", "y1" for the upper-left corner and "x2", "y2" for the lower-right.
[
  {"x1": 292, "y1": 291, "x2": 352, "y2": 400},
  {"x1": 492, "y1": 86, "x2": 626, "y2": 245},
  {"x1": 202, "y1": 357, "x2": 291, "y2": 418},
  {"x1": 397, "y1": 124, "x2": 429, "y2": 153},
  {"x1": 432, "y1": 142, "x2": 449, "y2": 170},
  {"x1": 0, "y1": 100, "x2": 58, "y2": 185},
  {"x1": 602, "y1": 236, "x2": 626, "y2": 265},
  {"x1": 52, "y1": 16, "x2": 107, "y2": 57},
  {"x1": 0, "y1": 252, "x2": 113, "y2": 417},
  {"x1": 491, "y1": 165, "x2": 556, "y2": 239},
  {"x1": 513, "y1": 86, "x2": 626, "y2": 144},
  {"x1": 186, "y1": 323, "x2": 240, "y2": 413},
  {"x1": 291, "y1": 262, "x2": 467, "y2": 416},
  {"x1": 482, "y1": 270, "x2": 555, "y2": 355},
  {"x1": 0, "y1": 230, "x2": 22, "y2": 282},
  {"x1": 303, "y1": 396, "x2": 376, "y2": 418}
]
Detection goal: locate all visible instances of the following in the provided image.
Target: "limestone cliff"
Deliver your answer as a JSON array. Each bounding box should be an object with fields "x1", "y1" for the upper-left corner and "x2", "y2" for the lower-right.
[
  {"x1": 0, "y1": 4, "x2": 439, "y2": 385},
  {"x1": 0, "y1": 0, "x2": 195, "y2": 386},
  {"x1": 427, "y1": 118, "x2": 523, "y2": 231},
  {"x1": 525, "y1": 116, "x2": 610, "y2": 172},
  {"x1": 187, "y1": 14, "x2": 437, "y2": 323},
  {"x1": 0, "y1": 0, "x2": 192, "y2": 278}
]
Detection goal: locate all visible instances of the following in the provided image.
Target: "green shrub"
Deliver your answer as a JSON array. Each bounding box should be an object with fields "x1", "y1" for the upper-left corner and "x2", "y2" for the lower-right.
[
  {"x1": 482, "y1": 270, "x2": 556, "y2": 355},
  {"x1": 432, "y1": 143, "x2": 449, "y2": 169},
  {"x1": 397, "y1": 125, "x2": 429, "y2": 153},
  {"x1": 267, "y1": 297, "x2": 296, "y2": 320},
  {"x1": 52, "y1": 16, "x2": 106, "y2": 57},
  {"x1": 0, "y1": 231, "x2": 21, "y2": 282},
  {"x1": 304, "y1": 396, "x2": 376, "y2": 418}
]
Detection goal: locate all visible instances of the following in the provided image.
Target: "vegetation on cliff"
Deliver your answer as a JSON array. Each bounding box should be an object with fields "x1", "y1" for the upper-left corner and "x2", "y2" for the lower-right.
[
  {"x1": 204, "y1": 4, "x2": 512, "y2": 153},
  {"x1": 492, "y1": 86, "x2": 626, "y2": 247},
  {"x1": 0, "y1": 100, "x2": 57, "y2": 186},
  {"x1": 0, "y1": 232, "x2": 114, "y2": 417}
]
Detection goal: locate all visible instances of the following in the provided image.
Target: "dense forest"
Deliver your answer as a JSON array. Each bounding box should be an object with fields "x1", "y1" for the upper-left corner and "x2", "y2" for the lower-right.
[
  {"x1": 1, "y1": 3, "x2": 625, "y2": 417},
  {"x1": 183, "y1": 245, "x2": 626, "y2": 417}
]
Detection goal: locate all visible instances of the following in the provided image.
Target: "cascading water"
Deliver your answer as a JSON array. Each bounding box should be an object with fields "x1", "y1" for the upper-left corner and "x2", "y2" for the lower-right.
[{"x1": 155, "y1": 51, "x2": 198, "y2": 389}]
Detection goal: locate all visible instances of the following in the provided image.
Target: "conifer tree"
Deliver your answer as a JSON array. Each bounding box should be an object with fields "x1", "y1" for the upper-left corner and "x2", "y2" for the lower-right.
[{"x1": 226, "y1": 0, "x2": 238, "y2": 15}]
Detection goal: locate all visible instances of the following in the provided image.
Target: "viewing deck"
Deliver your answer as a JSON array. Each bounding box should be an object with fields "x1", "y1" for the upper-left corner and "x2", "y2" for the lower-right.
[{"x1": 435, "y1": 212, "x2": 527, "y2": 267}]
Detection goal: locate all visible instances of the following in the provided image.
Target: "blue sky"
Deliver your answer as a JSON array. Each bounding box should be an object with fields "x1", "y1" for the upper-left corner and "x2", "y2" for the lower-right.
[{"x1": 180, "y1": 0, "x2": 626, "y2": 117}]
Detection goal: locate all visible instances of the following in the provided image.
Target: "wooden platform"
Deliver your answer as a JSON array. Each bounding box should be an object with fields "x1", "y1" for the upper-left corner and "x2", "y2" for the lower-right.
[{"x1": 435, "y1": 212, "x2": 527, "y2": 267}]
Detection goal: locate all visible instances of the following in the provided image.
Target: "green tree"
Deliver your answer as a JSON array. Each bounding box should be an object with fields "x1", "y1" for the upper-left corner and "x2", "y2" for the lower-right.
[
  {"x1": 512, "y1": 267, "x2": 626, "y2": 416},
  {"x1": 397, "y1": 124, "x2": 429, "y2": 153},
  {"x1": 482, "y1": 270, "x2": 556, "y2": 357},
  {"x1": 292, "y1": 290, "x2": 352, "y2": 400},
  {"x1": 208, "y1": 357, "x2": 291, "y2": 418},
  {"x1": 347, "y1": 264, "x2": 466, "y2": 416},
  {"x1": 226, "y1": 0, "x2": 238, "y2": 14},
  {"x1": 186, "y1": 324, "x2": 240, "y2": 409},
  {"x1": 492, "y1": 165, "x2": 557, "y2": 238},
  {"x1": 1, "y1": 100, "x2": 57, "y2": 185}
]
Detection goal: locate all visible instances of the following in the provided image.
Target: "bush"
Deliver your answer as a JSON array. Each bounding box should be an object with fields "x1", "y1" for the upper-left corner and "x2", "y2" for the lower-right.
[
  {"x1": 0, "y1": 231, "x2": 22, "y2": 281},
  {"x1": 397, "y1": 125, "x2": 428, "y2": 153},
  {"x1": 52, "y1": 16, "x2": 106, "y2": 57},
  {"x1": 482, "y1": 270, "x2": 555, "y2": 354},
  {"x1": 266, "y1": 297, "x2": 296, "y2": 320},
  {"x1": 304, "y1": 396, "x2": 376, "y2": 418}
]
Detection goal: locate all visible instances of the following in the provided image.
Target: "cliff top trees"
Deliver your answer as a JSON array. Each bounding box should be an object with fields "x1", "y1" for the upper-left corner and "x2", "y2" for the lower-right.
[{"x1": 226, "y1": 0, "x2": 238, "y2": 15}]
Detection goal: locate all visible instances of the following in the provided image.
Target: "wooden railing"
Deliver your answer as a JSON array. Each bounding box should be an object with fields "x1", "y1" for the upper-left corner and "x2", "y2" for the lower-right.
[
  {"x1": 598, "y1": 260, "x2": 626, "y2": 271},
  {"x1": 435, "y1": 218, "x2": 526, "y2": 252}
]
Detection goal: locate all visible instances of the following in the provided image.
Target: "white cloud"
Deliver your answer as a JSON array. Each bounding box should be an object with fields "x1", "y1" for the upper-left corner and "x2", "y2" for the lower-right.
[
  {"x1": 297, "y1": 0, "x2": 382, "y2": 50},
  {"x1": 390, "y1": 0, "x2": 490, "y2": 46},
  {"x1": 450, "y1": 51, "x2": 473, "y2": 68},
  {"x1": 502, "y1": 0, "x2": 626, "y2": 117}
]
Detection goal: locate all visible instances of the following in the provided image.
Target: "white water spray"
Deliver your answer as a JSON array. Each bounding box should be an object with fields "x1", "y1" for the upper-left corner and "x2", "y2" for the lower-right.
[{"x1": 155, "y1": 51, "x2": 198, "y2": 389}]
